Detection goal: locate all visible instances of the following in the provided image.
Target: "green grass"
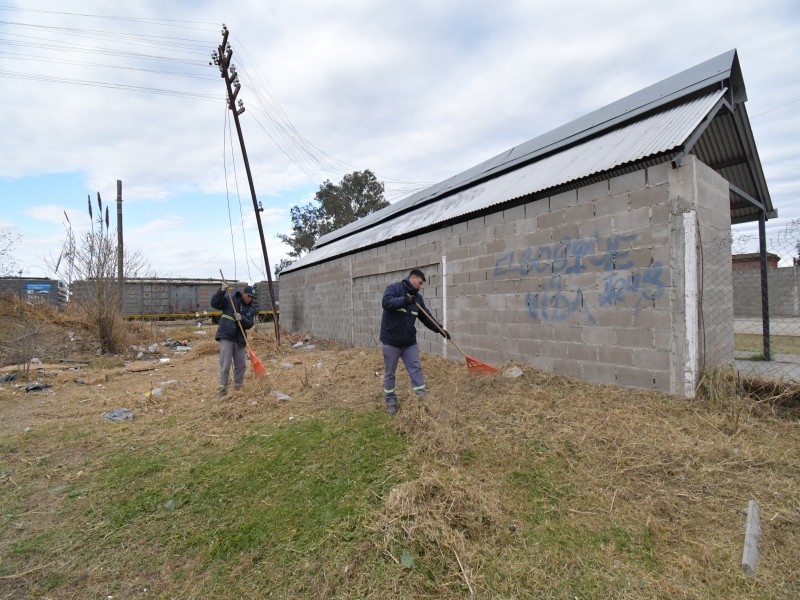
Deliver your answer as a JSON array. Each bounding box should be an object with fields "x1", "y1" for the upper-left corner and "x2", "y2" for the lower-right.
[
  {"x1": 489, "y1": 446, "x2": 662, "y2": 597},
  {"x1": 2, "y1": 387, "x2": 797, "y2": 598},
  {"x1": 0, "y1": 416, "x2": 665, "y2": 598},
  {"x1": 735, "y1": 332, "x2": 800, "y2": 355},
  {"x1": 1, "y1": 409, "x2": 410, "y2": 597}
]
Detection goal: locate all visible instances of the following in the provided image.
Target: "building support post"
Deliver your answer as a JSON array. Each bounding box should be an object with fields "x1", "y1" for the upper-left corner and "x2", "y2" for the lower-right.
[{"x1": 758, "y1": 210, "x2": 771, "y2": 360}]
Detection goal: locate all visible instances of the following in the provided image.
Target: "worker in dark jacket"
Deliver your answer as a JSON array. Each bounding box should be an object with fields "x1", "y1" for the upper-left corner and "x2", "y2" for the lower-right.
[
  {"x1": 210, "y1": 282, "x2": 257, "y2": 397},
  {"x1": 380, "y1": 268, "x2": 450, "y2": 415}
]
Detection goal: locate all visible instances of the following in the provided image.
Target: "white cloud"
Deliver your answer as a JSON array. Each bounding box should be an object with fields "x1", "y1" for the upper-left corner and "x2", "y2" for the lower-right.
[
  {"x1": 24, "y1": 205, "x2": 84, "y2": 228},
  {"x1": 1, "y1": 0, "x2": 799, "y2": 277},
  {"x1": 129, "y1": 216, "x2": 187, "y2": 237}
]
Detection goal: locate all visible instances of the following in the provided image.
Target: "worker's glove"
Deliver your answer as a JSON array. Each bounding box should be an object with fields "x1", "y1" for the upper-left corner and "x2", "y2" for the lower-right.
[
  {"x1": 404, "y1": 293, "x2": 416, "y2": 305},
  {"x1": 234, "y1": 312, "x2": 242, "y2": 322},
  {"x1": 441, "y1": 329, "x2": 451, "y2": 340},
  {"x1": 220, "y1": 282, "x2": 230, "y2": 291}
]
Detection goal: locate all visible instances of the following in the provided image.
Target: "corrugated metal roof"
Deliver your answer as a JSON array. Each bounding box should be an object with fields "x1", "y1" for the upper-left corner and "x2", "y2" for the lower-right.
[
  {"x1": 286, "y1": 91, "x2": 725, "y2": 272},
  {"x1": 283, "y1": 49, "x2": 773, "y2": 273},
  {"x1": 315, "y1": 50, "x2": 756, "y2": 250}
]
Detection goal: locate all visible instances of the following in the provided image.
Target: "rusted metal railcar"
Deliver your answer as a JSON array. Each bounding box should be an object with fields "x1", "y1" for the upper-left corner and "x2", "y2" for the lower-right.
[{"x1": 70, "y1": 278, "x2": 278, "y2": 321}]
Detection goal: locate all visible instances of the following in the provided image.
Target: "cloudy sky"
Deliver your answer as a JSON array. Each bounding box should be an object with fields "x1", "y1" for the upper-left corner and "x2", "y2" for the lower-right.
[{"x1": 2, "y1": 0, "x2": 799, "y2": 283}]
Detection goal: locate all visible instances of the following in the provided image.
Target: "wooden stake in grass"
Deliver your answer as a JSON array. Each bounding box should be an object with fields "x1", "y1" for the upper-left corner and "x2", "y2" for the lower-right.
[{"x1": 742, "y1": 500, "x2": 761, "y2": 576}]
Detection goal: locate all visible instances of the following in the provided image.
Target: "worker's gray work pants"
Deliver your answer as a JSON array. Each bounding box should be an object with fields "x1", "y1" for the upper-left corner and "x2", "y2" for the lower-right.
[
  {"x1": 219, "y1": 339, "x2": 246, "y2": 390},
  {"x1": 382, "y1": 343, "x2": 427, "y2": 408}
]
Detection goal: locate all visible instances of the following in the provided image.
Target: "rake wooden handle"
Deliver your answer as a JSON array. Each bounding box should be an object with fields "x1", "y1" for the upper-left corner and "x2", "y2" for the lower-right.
[{"x1": 415, "y1": 302, "x2": 469, "y2": 360}]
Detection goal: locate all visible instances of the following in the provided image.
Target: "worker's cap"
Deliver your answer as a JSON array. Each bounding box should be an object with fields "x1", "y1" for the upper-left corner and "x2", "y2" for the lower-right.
[{"x1": 243, "y1": 285, "x2": 257, "y2": 296}]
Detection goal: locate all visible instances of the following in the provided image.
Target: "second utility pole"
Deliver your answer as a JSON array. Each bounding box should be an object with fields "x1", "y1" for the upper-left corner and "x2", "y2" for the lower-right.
[{"x1": 214, "y1": 24, "x2": 280, "y2": 345}]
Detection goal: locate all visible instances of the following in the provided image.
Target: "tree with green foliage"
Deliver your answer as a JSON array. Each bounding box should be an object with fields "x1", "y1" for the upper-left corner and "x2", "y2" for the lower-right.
[
  {"x1": 277, "y1": 170, "x2": 388, "y2": 260},
  {"x1": 273, "y1": 257, "x2": 295, "y2": 278}
]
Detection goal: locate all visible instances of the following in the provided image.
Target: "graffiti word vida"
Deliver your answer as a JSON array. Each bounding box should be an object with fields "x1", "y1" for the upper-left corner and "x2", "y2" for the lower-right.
[{"x1": 493, "y1": 234, "x2": 667, "y2": 323}]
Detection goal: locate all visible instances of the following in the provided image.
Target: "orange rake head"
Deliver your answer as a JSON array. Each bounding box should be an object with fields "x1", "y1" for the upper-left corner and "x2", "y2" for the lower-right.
[
  {"x1": 248, "y1": 348, "x2": 268, "y2": 378},
  {"x1": 465, "y1": 356, "x2": 500, "y2": 375}
]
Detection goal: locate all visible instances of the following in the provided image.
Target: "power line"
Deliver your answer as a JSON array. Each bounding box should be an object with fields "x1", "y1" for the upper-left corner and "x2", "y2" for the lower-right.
[
  {"x1": 233, "y1": 40, "x2": 354, "y2": 174},
  {"x1": 230, "y1": 35, "x2": 433, "y2": 200},
  {"x1": 223, "y1": 106, "x2": 238, "y2": 281},
  {"x1": 0, "y1": 5, "x2": 219, "y2": 31},
  {"x1": 0, "y1": 33, "x2": 210, "y2": 66},
  {"x1": 0, "y1": 50, "x2": 218, "y2": 80},
  {"x1": 229, "y1": 112, "x2": 253, "y2": 283},
  {"x1": 0, "y1": 19, "x2": 212, "y2": 50},
  {"x1": 3, "y1": 9, "x2": 431, "y2": 206},
  {"x1": 0, "y1": 69, "x2": 221, "y2": 100},
  {"x1": 751, "y1": 97, "x2": 800, "y2": 119}
]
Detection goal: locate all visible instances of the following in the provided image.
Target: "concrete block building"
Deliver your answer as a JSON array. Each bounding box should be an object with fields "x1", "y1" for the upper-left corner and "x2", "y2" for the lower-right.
[{"x1": 279, "y1": 50, "x2": 774, "y2": 397}]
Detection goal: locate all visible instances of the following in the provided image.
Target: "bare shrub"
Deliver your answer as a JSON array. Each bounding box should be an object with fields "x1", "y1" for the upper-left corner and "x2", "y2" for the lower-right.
[{"x1": 51, "y1": 194, "x2": 151, "y2": 354}]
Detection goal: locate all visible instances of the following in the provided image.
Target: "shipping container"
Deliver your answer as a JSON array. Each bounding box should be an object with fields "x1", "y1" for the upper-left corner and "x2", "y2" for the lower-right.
[
  {"x1": 253, "y1": 280, "x2": 279, "y2": 311},
  {"x1": 0, "y1": 277, "x2": 68, "y2": 308}
]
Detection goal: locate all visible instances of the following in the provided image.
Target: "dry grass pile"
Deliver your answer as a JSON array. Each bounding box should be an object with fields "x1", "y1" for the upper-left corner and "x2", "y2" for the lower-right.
[
  {"x1": 378, "y1": 472, "x2": 501, "y2": 595},
  {"x1": 741, "y1": 376, "x2": 800, "y2": 410},
  {"x1": 192, "y1": 340, "x2": 800, "y2": 595},
  {"x1": 189, "y1": 338, "x2": 220, "y2": 357}
]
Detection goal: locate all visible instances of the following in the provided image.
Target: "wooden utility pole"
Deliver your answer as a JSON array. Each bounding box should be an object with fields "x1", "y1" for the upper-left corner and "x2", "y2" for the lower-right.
[
  {"x1": 116, "y1": 180, "x2": 124, "y2": 312},
  {"x1": 213, "y1": 25, "x2": 281, "y2": 345}
]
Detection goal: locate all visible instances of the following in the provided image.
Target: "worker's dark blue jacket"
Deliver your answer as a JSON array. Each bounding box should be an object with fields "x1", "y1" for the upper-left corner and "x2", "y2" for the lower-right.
[
  {"x1": 379, "y1": 278, "x2": 441, "y2": 348},
  {"x1": 211, "y1": 289, "x2": 255, "y2": 347}
]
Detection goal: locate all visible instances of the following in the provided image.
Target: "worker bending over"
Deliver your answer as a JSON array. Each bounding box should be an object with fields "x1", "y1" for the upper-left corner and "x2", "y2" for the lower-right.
[{"x1": 211, "y1": 281, "x2": 256, "y2": 397}]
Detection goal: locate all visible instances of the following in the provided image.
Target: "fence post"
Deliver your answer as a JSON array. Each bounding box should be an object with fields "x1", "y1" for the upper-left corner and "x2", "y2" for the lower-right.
[{"x1": 117, "y1": 180, "x2": 124, "y2": 313}]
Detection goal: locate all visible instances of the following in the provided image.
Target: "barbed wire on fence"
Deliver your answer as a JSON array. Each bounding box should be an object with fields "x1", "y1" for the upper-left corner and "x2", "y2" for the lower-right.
[{"x1": 732, "y1": 219, "x2": 800, "y2": 265}]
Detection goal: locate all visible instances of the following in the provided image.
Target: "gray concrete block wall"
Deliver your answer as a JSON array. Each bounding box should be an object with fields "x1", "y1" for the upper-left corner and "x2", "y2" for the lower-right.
[
  {"x1": 306, "y1": 259, "x2": 352, "y2": 343},
  {"x1": 732, "y1": 268, "x2": 761, "y2": 317},
  {"x1": 281, "y1": 155, "x2": 733, "y2": 397},
  {"x1": 769, "y1": 267, "x2": 800, "y2": 317},
  {"x1": 279, "y1": 270, "x2": 307, "y2": 333},
  {"x1": 733, "y1": 267, "x2": 800, "y2": 318}
]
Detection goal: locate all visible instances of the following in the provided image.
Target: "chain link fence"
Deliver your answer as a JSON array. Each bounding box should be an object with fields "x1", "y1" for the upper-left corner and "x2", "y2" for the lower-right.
[{"x1": 714, "y1": 219, "x2": 800, "y2": 386}]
